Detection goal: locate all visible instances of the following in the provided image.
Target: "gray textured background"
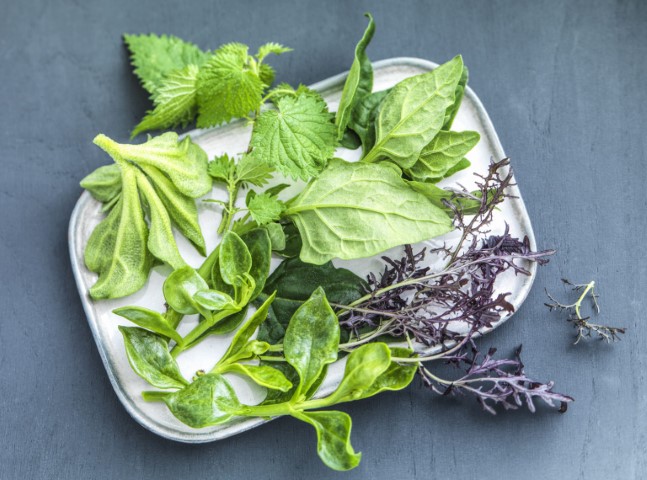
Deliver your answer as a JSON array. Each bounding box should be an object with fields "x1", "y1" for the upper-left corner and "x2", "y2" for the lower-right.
[{"x1": 1, "y1": 0, "x2": 646, "y2": 478}]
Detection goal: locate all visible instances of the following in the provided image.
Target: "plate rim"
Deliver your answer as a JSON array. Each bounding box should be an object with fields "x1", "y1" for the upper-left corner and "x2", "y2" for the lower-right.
[{"x1": 69, "y1": 56, "x2": 537, "y2": 443}]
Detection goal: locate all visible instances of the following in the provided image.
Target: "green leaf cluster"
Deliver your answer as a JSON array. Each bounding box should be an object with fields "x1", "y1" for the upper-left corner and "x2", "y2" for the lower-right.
[{"x1": 81, "y1": 133, "x2": 210, "y2": 299}]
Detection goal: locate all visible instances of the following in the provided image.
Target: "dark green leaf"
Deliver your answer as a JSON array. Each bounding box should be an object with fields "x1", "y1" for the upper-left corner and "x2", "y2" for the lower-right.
[
  {"x1": 339, "y1": 129, "x2": 361, "y2": 150},
  {"x1": 294, "y1": 410, "x2": 361, "y2": 471},
  {"x1": 283, "y1": 287, "x2": 339, "y2": 398},
  {"x1": 163, "y1": 374, "x2": 241, "y2": 428},
  {"x1": 348, "y1": 89, "x2": 390, "y2": 153},
  {"x1": 119, "y1": 326, "x2": 188, "y2": 389},
  {"x1": 218, "y1": 231, "x2": 252, "y2": 286}
]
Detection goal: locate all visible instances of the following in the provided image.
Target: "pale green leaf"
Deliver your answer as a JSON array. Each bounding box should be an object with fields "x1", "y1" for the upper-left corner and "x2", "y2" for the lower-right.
[
  {"x1": 363, "y1": 56, "x2": 464, "y2": 167},
  {"x1": 80, "y1": 164, "x2": 122, "y2": 204},
  {"x1": 442, "y1": 65, "x2": 469, "y2": 130},
  {"x1": 256, "y1": 42, "x2": 292, "y2": 61},
  {"x1": 207, "y1": 154, "x2": 235, "y2": 183},
  {"x1": 284, "y1": 158, "x2": 453, "y2": 264},
  {"x1": 247, "y1": 193, "x2": 284, "y2": 225},
  {"x1": 113, "y1": 306, "x2": 184, "y2": 345},
  {"x1": 250, "y1": 93, "x2": 337, "y2": 180},
  {"x1": 407, "y1": 130, "x2": 480, "y2": 182},
  {"x1": 235, "y1": 154, "x2": 274, "y2": 187}
]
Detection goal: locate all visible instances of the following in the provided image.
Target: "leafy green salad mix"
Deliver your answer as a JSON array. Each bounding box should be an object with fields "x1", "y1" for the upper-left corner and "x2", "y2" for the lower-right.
[{"x1": 79, "y1": 14, "x2": 571, "y2": 471}]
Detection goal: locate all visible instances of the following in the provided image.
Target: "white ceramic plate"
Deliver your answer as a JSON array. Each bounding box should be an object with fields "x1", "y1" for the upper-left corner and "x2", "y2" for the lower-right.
[{"x1": 69, "y1": 57, "x2": 538, "y2": 443}]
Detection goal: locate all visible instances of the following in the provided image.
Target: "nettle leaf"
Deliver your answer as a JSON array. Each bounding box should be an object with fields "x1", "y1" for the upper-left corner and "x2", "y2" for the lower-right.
[
  {"x1": 256, "y1": 257, "x2": 367, "y2": 345},
  {"x1": 80, "y1": 164, "x2": 122, "y2": 204},
  {"x1": 284, "y1": 159, "x2": 453, "y2": 264},
  {"x1": 224, "y1": 363, "x2": 292, "y2": 392},
  {"x1": 207, "y1": 154, "x2": 235, "y2": 183},
  {"x1": 135, "y1": 170, "x2": 185, "y2": 269},
  {"x1": 283, "y1": 287, "x2": 339, "y2": 398},
  {"x1": 266, "y1": 83, "x2": 321, "y2": 105},
  {"x1": 335, "y1": 13, "x2": 375, "y2": 141},
  {"x1": 140, "y1": 164, "x2": 206, "y2": 256},
  {"x1": 163, "y1": 373, "x2": 241, "y2": 428},
  {"x1": 163, "y1": 266, "x2": 209, "y2": 315},
  {"x1": 256, "y1": 42, "x2": 292, "y2": 61},
  {"x1": 114, "y1": 306, "x2": 184, "y2": 345},
  {"x1": 407, "y1": 130, "x2": 480, "y2": 182},
  {"x1": 123, "y1": 33, "x2": 209, "y2": 96},
  {"x1": 84, "y1": 164, "x2": 152, "y2": 299},
  {"x1": 247, "y1": 193, "x2": 284, "y2": 225},
  {"x1": 235, "y1": 154, "x2": 274, "y2": 187},
  {"x1": 250, "y1": 93, "x2": 337, "y2": 181},
  {"x1": 131, "y1": 65, "x2": 200, "y2": 138},
  {"x1": 196, "y1": 43, "x2": 264, "y2": 127},
  {"x1": 363, "y1": 56, "x2": 464, "y2": 167},
  {"x1": 293, "y1": 411, "x2": 361, "y2": 471},
  {"x1": 119, "y1": 327, "x2": 188, "y2": 389},
  {"x1": 348, "y1": 88, "x2": 389, "y2": 153},
  {"x1": 442, "y1": 65, "x2": 469, "y2": 130}
]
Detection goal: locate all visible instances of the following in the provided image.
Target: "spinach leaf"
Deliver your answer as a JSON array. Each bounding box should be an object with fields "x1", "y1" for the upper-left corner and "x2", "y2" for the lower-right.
[
  {"x1": 113, "y1": 306, "x2": 183, "y2": 345},
  {"x1": 362, "y1": 56, "x2": 464, "y2": 167},
  {"x1": 223, "y1": 363, "x2": 292, "y2": 392},
  {"x1": 359, "y1": 347, "x2": 417, "y2": 399},
  {"x1": 163, "y1": 374, "x2": 241, "y2": 428},
  {"x1": 293, "y1": 411, "x2": 361, "y2": 471},
  {"x1": 263, "y1": 222, "x2": 286, "y2": 251},
  {"x1": 284, "y1": 158, "x2": 453, "y2": 264},
  {"x1": 256, "y1": 257, "x2": 367, "y2": 345},
  {"x1": 283, "y1": 287, "x2": 339, "y2": 398},
  {"x1": 218, "y1": 231, "x2": 252, "y2": 286},
  {"x1": 335, "y1": 13, "x2": 375, "y2": 141},
  {"x1": 239, "y1": 228, "x2": 271, "y2": 300},
  {"x1": 348, "y1": 88, "x2": 390, "y2": 153},
  {"x1": 163, "y1": 266, "x2": 209, "y2": 315},
  {"x1": 221, "y1": 292, "x2": 276, "y2": 362},
  {"x1": 442, "y1": 65, "x2": 468, "y2": 130},
  {"x1": 338, "y1": 129, "x2": 361, "y2": 150},
  {"x1": 407, "y1": 130, "x2": 480, "y2": 182},
  {"x1": 119, "y1": 326, "x2": 188, "y2": 389},
  {"x1": 192, "y1": 289, "x2": 236, "y2": 311},
  {"x1": 407, "y1": 180, "x2": 486, "y2": 216}
]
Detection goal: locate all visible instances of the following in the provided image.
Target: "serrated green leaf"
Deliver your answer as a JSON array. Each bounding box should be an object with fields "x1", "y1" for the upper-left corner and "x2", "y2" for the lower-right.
[
  {"x1": 235, "y1": 154, "x2": 274, "y2": 187},
  {"x1": 363, "y1": 56, "x2": 464, "y2": 167},
  {"x1": 335, "y1": 13, "x2": 375, "y2": 141},
  {"x1": 131, "y1": 65, "x2": 200, "y2": 138},
  {"x1": 250, "y1": 93, "x2": 337, "y2": 180},
  {"x1": 119, "y1": 326, "x2": 188, "y2": 389},
  {"x1": 196, "y1": 44, "x2": 264, "y2": 127},
  {"x1": 247, "y1": 193, "x2": 284, "y2": 225},
  {"x1": 285, "y1": 158, "x2": 453, "y2": 264},
  {"x1": 123, "y1": 33, "x2": 209, "y2": 96},
  {"x1": 258, "y1": 63, "x2": 275, "y2": 87},
  {"x1": 407, "y1": 130, "x2": 480, "y2": 182},
  {"x1": 256, "y1": 42, "x2": 292, "y2": 61},
  {"x1": 207, "y1": 154, "x2": 235, "y2": 183}
]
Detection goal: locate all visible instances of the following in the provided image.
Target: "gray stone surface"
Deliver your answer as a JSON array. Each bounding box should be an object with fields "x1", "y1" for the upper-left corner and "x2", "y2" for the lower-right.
[{"x1": 1, "y1": 0, "x2": 645, "y2": 478}]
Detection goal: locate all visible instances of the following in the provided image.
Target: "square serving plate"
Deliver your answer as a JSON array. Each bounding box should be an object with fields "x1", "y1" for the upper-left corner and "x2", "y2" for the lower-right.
[{"x1": 69, "y1": 57, "x2": 538, "y2": 443}]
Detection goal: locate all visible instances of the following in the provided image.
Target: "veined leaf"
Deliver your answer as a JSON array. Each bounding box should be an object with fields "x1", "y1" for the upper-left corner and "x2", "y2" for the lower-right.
[
  {"x1": 80, "y1": 164, "x2": 122, "y2": 204},
  {"x1": 256, "y1": 42, "x2": 292, "y2": 61},
  {"x1": 163, "y1": 266, "x2": 209, "y2": 315},
  {"x1": 335, "y1": 13, "x2": 375, "y2": 141},
  {"x1": 248, "y1": 193, "x2": 284, "y2": 225},
  {"x1": 250, "y1": 93, "x2": 337, "y2": 181},
  {"x1": 293, "y1": 411, "x2": 361, "y2": 471},
  {"x1": 119, "y1": 327, "x2": 187, "y2": 389},
  {"x1": 442, "y1": 65, "x2": 468, "y2": 130},
  {"x1": 235, "y1": 154, "x2": 274, "y2": 187},
  {"x1": 131, "y1": 65, "x2": 200, "y2": 138},
  {"x1": 284, "y1": 158, "x2": 453, "y2": 264},
  {"x1": 218, "y1": 231, "x2": 252, "y2": 286},
  {"x1": 163, "y1": 374, "x2": 241, "y2": 428},
  {"x1": 140, "y1": 164, "x2": 206, "y2": 256},
  {"x1": 348, "y1": 88, "x2": 389, "y2": 153},
  {"x1": 123, "y1": 33, "x2": 209, "y2": 96},
  {"x1": 84, "y1": 164, "x2": 152, "y2": 299},
  {"x1": 223, "y1": 363, "x2": 292, "y2": 392},
  {"x1": 222, "y1": 292, "x2": 276, "y2": 362},
  {"x1": 407, "y1": 180, "x2": 485, "y2": 216},
  {"x1": 135, "y1": 169, "x2": 186, "y2": 269},
  {"x1": 407, "y1": 130, "x2": 480, "y2": 182},
  {"x1": 113, "y1": 306, "x2": 183, "y2": 345},
  {"x1": 196, "y1": 43, "x2": 264, "y2": 127},
  {"x1": 363, "y1": 56, "x2": 464, "y2": 167},
  {"x1": 283, "y1": 287, "x2": 339, "y2": 398}
]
